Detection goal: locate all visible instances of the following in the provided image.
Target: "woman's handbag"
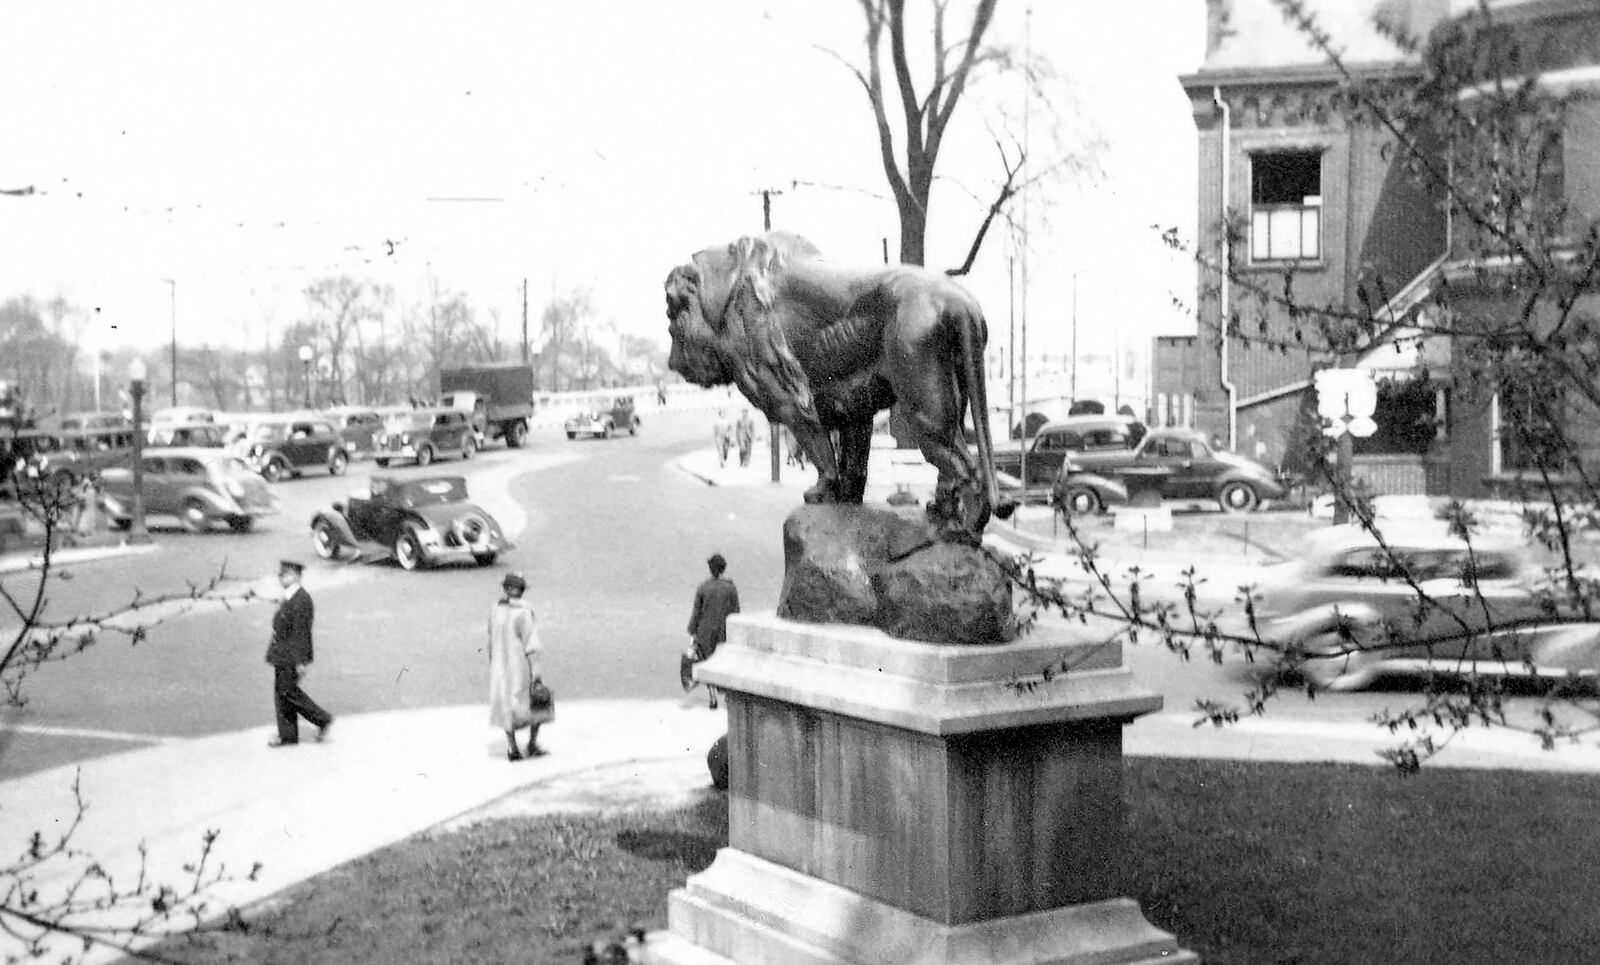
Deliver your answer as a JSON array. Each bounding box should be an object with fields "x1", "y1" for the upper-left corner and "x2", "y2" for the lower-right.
[
  {"x1": 679, "y1": 646, "x2": 703, "y2": 692},
  {"x1": 528, "y1": 677, "x2": 555, "y2": 722}
]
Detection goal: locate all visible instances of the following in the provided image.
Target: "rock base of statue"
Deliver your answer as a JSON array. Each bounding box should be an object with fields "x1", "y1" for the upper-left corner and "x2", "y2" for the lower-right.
[
  {"x1": 643, "y1": 613, "x2": 1197, "y2": 965},
  {"x1": 776, "y1": 505, "x2": 1014, "y2": 646}
]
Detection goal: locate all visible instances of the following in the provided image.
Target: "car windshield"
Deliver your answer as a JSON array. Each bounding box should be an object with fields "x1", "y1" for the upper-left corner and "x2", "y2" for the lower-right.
[{"x1": 384, "y1": 413, "x2": 428, "y2": 430}]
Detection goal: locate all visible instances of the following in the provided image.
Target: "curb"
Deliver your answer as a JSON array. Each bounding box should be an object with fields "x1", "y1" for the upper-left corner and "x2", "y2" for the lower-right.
[{"x1": 0, "y1": 540, "x2": 160, "y2": 575}]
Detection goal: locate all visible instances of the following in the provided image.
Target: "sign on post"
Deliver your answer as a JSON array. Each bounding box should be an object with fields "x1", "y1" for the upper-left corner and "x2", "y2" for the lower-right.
[{"x1": 1314, "y1": 368, "x2": 1377, "y2": 438}]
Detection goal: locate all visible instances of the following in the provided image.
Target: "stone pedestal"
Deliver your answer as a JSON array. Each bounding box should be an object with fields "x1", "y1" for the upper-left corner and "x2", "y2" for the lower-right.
[{"x1": 645, "y1": 613, "x2": 1198, "y2": 965}]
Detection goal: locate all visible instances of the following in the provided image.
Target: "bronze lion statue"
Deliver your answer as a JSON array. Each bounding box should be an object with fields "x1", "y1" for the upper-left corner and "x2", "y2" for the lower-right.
[{"x1": 664, "y1": 232, "x2": 1014, "y2": 542}]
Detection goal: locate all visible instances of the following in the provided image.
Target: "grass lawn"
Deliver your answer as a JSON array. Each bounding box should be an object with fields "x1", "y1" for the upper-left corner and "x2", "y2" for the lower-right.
[{"x1": 146, "y1": 758, "x2": 1600, "y2": 965}]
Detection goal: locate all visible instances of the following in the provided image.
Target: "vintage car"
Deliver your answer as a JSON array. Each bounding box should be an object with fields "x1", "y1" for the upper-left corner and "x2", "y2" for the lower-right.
[
  {"x1": 23, "y1": 427, "x2": 139, "y2": 485},
  {"x1": 310, "y1": 474, "x2": 510, "y2": 570},
  {"x1": 1253, "y1": 524, "x2": 1600, "y2": 691},
  {"x1": 147, "y1": 422, "x2": 229, "y2": 448},
  {"x1": 99, "y1": 447, "x2": 279, "y2": 533},
  {"x1": 992, "y1": 414, "x2": 1148, "y2": 491},
  {"x1": 1068, "y1": 426, "x2": 1286, "y2": 513},
  {"x1": 564, "y1": 396, "x2": 640, "y2": 439},
  {"x1": 374, "y1": 408, "x2": 476, "y2": 467},
  {"x1": 322, "y1": 406, "x2": 390, "y2": 458},
  {"x1": 241, "y1": 417, "x2": 349, "y2": 482}
]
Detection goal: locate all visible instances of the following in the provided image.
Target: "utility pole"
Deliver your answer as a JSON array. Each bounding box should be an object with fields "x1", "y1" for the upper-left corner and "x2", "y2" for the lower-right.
[
  {"x1": 752, "y1": 187, "x2": 785, "y2": 483},
  {"x1": 162, "y1": 278, "x2": 177, "y2": 406},
  {"x1": 1018, "y1": 4, "x2": 1032, "y2": 495},
  {"x1": 521, "y1": 278, "x2": 530, "y2": 365},
  {"x1": 1071, "y1": 271, "x2": 1079, "y2": 406}
]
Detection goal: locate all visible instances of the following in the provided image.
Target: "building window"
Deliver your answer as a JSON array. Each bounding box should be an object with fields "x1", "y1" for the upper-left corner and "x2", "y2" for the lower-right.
[
  {"x1": 1250, "y1": 151, "x2": 1322, "y2": 262},
  {"x1": 1493, "y1": 382, "x2": 1567, "y2": 475}
]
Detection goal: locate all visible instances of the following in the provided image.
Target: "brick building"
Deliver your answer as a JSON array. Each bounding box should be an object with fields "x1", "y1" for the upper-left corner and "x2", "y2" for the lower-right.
[{"x1": 1154, "y1": 0, "x2": 1599, "y2": 498}]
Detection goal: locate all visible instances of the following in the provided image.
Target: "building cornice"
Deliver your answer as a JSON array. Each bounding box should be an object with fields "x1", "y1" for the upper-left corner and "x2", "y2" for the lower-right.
[{"x1": 1181, "y1": 60, "x2": 1421, "y2": 93}]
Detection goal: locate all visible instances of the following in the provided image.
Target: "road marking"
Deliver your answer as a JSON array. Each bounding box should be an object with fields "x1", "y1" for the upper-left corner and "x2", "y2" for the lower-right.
[{"x1": 0, "y1": 724, "x2": 183, "y2": 745}]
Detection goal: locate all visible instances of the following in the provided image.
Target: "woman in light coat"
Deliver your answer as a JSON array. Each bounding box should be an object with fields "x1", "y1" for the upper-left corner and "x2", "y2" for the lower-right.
[{"x1": 487, "y1": 571, "x2": 550, "y2": 760}]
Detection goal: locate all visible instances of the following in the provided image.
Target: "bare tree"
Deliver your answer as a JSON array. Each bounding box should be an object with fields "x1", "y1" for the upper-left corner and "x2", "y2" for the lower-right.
[
  {"x1": 538, "y1": 288, "x2": 594, "y2": 393},
  {"x1": 302, "y1": 278, "x2": 390, "y2": 407},
  {"x1": 0, "y1": 464, "x2": 268, "y2": 959}
]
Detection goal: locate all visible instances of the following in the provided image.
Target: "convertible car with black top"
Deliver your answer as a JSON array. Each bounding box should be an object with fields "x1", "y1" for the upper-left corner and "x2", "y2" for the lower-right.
[{"x1": 309, "y1": 474, "x2": 510, "y2": 570}]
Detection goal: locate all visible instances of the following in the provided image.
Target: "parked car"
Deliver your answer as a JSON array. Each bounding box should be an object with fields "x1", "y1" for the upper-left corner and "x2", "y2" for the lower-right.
[
  {"x1": 57, "y1": 411, "x2": 132, "y2": 433},
  {"x1": 241, "y1": 417, "x2": 349, "y2": 482},
  {"x1": 322, "y1": 406, "x2": 387, "y2": 458},
  {"x1": 99, "y1": 447, "x2": 279, "y2": 533},
  {"x1": 310, "y1": 474, "x2": 510, "y2": 570},
  {"x1": 26, "y1": 427, "x2": 139, "y2": 484},
  {"x1": 564, "y1": 397, "x2": 640, "y2": 439},
  {"x1": 992, "y1": 415, "x2": 1147, "y2": 489},
  {"x1": 149, "y1": 406, "x2": 215, "y2": 430},
  {"x1": 1253, "y1": 524, "x2": 1600, "y2": 691},
  {"x1": 374, "y1": 408, "x2": 477, "y2": 467},
  {"x1": 147, "y1": 422, "x2": 229, "y2": 447},
  {"x1": 1069, "y1": 427, "x2": 1285, "y2": 513}
]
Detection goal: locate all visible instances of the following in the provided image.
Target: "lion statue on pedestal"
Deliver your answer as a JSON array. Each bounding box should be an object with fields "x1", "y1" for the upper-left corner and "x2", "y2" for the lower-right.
[{"x1": 664, "y1": 232, "x2": 1014, "y2": 543}]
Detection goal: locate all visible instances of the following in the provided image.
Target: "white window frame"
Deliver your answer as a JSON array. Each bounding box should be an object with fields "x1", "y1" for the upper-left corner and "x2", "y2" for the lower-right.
[{"x1": 1249, "y1": 151, "x2": 1324, "y2": 264}]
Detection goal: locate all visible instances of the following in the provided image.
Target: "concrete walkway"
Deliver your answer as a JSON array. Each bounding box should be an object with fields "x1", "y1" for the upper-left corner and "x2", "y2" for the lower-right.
[{"x1": 3, "y1": 447, "x2": 1600, "y2": 962}]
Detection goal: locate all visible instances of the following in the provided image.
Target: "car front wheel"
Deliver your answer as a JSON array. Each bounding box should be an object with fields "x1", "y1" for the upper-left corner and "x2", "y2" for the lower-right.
[
  {"x1": 180, "y1": 499, "x2": 210, "y2": 534},
  {"x1": 228, "y1": 516, "x2": 254, "y2": 534},
  {"x1": 375, "y1": 458, "x2": 390, "y2": 468},
  {"x1": 601, "y1": 421, "x2": 612, "y2": 439},
  {"x1": 462, "y1": 438, "x2": 477, "y2": 461},
  {"x1": 312, "y1": 519, "x2": 343, "y2": 560},
  {"x1": 329, "y1": 451, "x2": 349, "y2": 476},
  {"x1": 1059, "y1": 486, "x2": 1102, "y2": 516},
  {"x1": 1218, "y1": 481, "x2": 1259, "y2": 513},
  {"x1": 473, "y1": 550, "x2": 498, "y2": 566},
  {"x1": 566, "y1": 431, "x2": 576, "y2": 440},
  {"x1": 262, "y1": 459, "x2": 287, "y2": 483},
  {"x1": 395, "y1": 530, "x2": 424, "y2": 570},
  {"x1": 415, "y1": 446, "x2": 434, "y2": 468},
  {"x1": 629, "y1": 417, "x2": 639, "y2": 436}
]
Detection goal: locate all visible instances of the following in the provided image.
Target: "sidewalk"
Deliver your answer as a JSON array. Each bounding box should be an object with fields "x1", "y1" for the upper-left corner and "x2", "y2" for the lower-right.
[{"x1": 7, "y1": 448, "x2": 1600, "y2": 962}]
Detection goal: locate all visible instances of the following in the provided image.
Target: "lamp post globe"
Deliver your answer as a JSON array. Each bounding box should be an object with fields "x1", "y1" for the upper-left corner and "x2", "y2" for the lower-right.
[
  {"x1": 126, "y1": 359, "x2": 151, "y2": 545},
  {"x1": 298, "y1": 345, "x2": 314, "y2": 409}
]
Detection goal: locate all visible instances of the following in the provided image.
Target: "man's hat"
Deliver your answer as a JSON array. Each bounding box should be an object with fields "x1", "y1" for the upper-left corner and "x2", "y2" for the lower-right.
[
  {"x1": 278, "y1": 559, "x2": 305, "y2": 575},
  {"x1": 707, "y1": 553, "x2": 726, "y2": 570},
  {"x1": 502, "y1": 571, "x2": 527, "y2": 592}
]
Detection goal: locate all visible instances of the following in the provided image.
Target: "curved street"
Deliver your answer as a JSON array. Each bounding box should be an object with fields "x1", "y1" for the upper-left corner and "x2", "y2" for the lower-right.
[{"x1": 2, "y1": 407, "x2": 1597, "y2": 780}]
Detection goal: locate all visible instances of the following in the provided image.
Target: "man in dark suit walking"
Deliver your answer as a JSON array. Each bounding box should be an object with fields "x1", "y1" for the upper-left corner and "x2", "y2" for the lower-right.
[
  {"x1": 687, "y1": 553, "x2": 740, "y2": 709},
  {"x1": 267, "y1": 559, "x2": 333, "y2": 747}
]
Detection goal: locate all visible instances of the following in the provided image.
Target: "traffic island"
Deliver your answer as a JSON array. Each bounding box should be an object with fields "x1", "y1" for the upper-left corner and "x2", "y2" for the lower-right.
[{"x1": 644, "y1": 613, "x2": 1197, "y2": 965}]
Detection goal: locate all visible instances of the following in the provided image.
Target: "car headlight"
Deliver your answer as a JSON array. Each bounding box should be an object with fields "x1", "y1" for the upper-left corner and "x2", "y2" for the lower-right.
[{"x1": 401, "y1": 432, "x2": 412, "y2": 445}]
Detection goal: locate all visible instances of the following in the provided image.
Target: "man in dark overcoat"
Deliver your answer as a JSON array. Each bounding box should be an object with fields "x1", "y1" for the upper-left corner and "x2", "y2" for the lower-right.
[
  {"x1": 266, "y1": 559, "x2": 333, "y2": 747},
  {"x1": 687, "y1": 553, "x2": 740, "y2": 709}
]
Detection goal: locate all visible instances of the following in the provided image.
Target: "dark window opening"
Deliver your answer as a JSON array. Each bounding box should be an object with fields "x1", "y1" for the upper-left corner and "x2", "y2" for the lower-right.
[{"x1": 1250, "y1": 151, "x2": 1323, "y2": 261}]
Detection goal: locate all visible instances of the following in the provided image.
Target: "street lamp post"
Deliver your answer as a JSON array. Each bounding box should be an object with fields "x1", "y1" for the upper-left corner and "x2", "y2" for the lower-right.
[
  {"x1": 127, "y1": 359, "x2": 151, "y2": 545},
  {"x1": 162, "y1": 279, "x2": 177, "y2": 406},
  {"x1": 298, "y1": 345, "x2": 314, "y2": 409}
]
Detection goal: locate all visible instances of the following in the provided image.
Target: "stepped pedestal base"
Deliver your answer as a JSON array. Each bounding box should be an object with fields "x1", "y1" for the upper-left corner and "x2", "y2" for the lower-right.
[{"x1": 645, "y1": 614, "x2": 1197, "y2": 965}]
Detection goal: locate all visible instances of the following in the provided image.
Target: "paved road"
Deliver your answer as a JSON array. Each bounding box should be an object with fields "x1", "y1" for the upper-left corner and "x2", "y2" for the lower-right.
[
  {"x1": 2, "y1": 407, "x2": 1590, "y2": 779},
  {"x1": 0, "y1": 409, "x2": 797, "y2": 779}
]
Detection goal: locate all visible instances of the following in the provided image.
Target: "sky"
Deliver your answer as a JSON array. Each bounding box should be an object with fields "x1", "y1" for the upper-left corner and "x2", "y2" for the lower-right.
[{"x1": 2, "y1": 0, "x2": 1207, "y2": 369}]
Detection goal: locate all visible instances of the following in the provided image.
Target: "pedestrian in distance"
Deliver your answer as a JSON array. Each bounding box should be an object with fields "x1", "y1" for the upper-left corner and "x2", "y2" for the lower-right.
[
  {"x1": 712, "y1": 409, "x2": 733, "y2": 467},
  {"x1": 686, "y1": 553, "x2": 740, "y2": 710},
  {"x1": 488, "y1": 571, "x2": 551, "y2": 761},
  {"x1": 735, "y1": 409, "x2": 755, "y2": 467},
  {"x1": 265, "y1": 560, "x2": 334, "y2": 748}
]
